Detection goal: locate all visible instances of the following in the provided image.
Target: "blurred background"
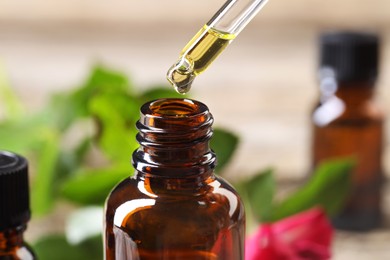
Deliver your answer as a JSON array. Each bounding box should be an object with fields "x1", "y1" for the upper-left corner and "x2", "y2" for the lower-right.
[{"x1": 1, "y1": 0, "x2": 390, "y2": 259}]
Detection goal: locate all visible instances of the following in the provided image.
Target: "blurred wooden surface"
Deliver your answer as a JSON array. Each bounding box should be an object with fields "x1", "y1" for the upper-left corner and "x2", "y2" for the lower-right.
[
  {"x1": 1, "y1": 0, "x2": 390, "y2": 27},
  {"x1": 1, "y1": 1, "x2": 390, "y2": 258}
]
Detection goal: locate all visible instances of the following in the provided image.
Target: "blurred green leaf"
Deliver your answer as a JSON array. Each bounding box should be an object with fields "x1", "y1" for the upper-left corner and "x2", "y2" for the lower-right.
[
  {"x1": 66, "y1": 137, "x2": 92, "y2": 172},
  {"x1": 31, "y1": 132, "x2": 61, "y2": 216},
  {"x1": 87, "y1": 65, "x2": 132, "y2": 93},
  {"x1": 234, "y1": 169, "x2": 274, "y2": 232},
  {"x1": 211, "y1": 128, "x2": 239, "y2": 173},
  {"x1": 0, "y1": 113, "x2": 53, "y2": 153},
  {"x1": 75, "y1": 65, "x2": 133, "y2": 114},
  {"x1": 53, "y1": 138, "x2": 92, "y2": 184},
  {"x1": 244, "y1": 169, "x2": 275, "y2": 222},
  {"x1": 89, "y1": 94, "x2": 138, "y2": 163},
  {"x1": 34, "y1": 235, "x2": 102, "y2": 260},
  {"x1": 50, "y1": 65, "x2": 133, "y2": 130},
  {"x1": 46, "y1": 93, "x2": 81, "y2": 131},
  {"x1": 61, "y1": 166, "x2": 131, "y2": 205},
  {"x1": 271, "y1": 158, "x2": 354, "y2": 221},
  {"x1": 234, "y1": 181, "x2": 257, "y2": 233}
]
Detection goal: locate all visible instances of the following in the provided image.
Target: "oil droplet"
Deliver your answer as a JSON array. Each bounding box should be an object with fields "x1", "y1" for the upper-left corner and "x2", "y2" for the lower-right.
[{"x1": 166, "y1": 57, "x2": 196, "y2": 94}]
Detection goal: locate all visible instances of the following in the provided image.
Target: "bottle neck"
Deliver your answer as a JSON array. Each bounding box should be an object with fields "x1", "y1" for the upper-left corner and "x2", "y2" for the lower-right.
[
  {"x1": 132, "y1": 99, "x2": 217, "y2": 179},
  {"x1": 136, "y1": 171, "x2": 215, "y2": 196},
  {"x1": 0, "y1": 225, "x2": 26, "y2": 251}
]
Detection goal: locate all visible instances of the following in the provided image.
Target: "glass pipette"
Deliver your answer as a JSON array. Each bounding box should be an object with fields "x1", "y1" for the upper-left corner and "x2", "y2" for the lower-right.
[{"x1": 167, "y1": 0, "x2": 270, "y2": 94}]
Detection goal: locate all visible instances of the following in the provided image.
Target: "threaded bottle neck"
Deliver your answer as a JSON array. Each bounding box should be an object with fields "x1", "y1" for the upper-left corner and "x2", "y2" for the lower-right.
[{"x1": 132, "y1": 99, "x2": 216, "y2": 177}]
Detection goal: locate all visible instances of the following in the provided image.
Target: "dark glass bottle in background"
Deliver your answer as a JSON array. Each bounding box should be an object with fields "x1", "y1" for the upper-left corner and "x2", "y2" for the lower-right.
[
  {"x1": 311, "y1": 32, "x2": 384, "y2": 231},
  {"x1": 104, "y1": 98, "x2": 245, "y2": 260},
  {"x1": 0, "y1": 151, "x2": 36, "y2": 259}
]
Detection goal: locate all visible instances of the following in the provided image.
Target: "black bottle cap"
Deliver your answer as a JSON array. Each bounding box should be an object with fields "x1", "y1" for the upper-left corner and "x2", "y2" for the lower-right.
[
  {"x1": 319, "y1": 31, "x2": 379, "y2": 82},
  {"x1": 0, "y1": 151, "x2": 31, "y2": 230}
]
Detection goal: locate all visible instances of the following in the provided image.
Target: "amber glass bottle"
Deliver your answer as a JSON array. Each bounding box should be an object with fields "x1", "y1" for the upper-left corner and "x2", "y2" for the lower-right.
[
  {"x1": 104, "y1": 98, "x2": 245, "y2": 260},
  {"x1": 0, "y1": 151, "x2": 36, "y2": 259},
  {"x1": 311, "y1": 32, "x2": 383, "y2": 231}
]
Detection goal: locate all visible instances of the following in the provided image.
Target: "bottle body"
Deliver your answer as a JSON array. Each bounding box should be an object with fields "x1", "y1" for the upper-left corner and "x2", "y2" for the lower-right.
[
  {"x1": 105, "y1": 172, "x2": 244, "y2": 260},
  {"x1": 311, "y1": 83, "x2": 384, "y2": 230},
  {"x1": 104, "y1": 98, "x2": 245, "y2": 259}
]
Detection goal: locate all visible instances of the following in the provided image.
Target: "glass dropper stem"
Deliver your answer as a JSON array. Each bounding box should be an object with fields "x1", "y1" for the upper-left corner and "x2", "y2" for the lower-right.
[
  {"x1": 208, "y1": 0, "x2": 269, "y2": 35},
  {"x1": 167, "y1": 0, "x2": 269, "y2": 94}
]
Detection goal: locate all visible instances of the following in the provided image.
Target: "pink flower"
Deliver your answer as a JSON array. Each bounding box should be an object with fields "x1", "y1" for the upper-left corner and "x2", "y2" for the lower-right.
[{"x1": 245, "y1": 207, "x2": 333, "y2": 260}]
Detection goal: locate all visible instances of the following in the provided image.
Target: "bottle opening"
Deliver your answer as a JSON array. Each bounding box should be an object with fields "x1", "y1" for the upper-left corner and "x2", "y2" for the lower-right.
[
  {"x1": 147, "y1": 99, "x2": 205, "y2": 117},
  {"x1": 140, "y1": 98, "x2": 211, "y2": 129}
]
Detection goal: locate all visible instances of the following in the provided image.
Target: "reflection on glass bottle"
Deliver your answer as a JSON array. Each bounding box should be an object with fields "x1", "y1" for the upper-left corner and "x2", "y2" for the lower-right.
[
  {"x1": 0, "y1": 151, "x2": 36, "y2": 259},
  {"x1": 311, "y1": 32, "x2": 384, "y2": 231},
  {"x1": 104, "y1": 99, "x2": 245, "y2": 259}
]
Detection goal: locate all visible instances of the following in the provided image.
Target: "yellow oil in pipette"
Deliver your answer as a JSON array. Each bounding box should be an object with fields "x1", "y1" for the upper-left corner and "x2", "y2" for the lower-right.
[
  {"x1": 166, "y1": 0, "x2": 269, "y2": 94},
  {"x1": 167, "y1": 25, "x2": 236, "y2": 94}
]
